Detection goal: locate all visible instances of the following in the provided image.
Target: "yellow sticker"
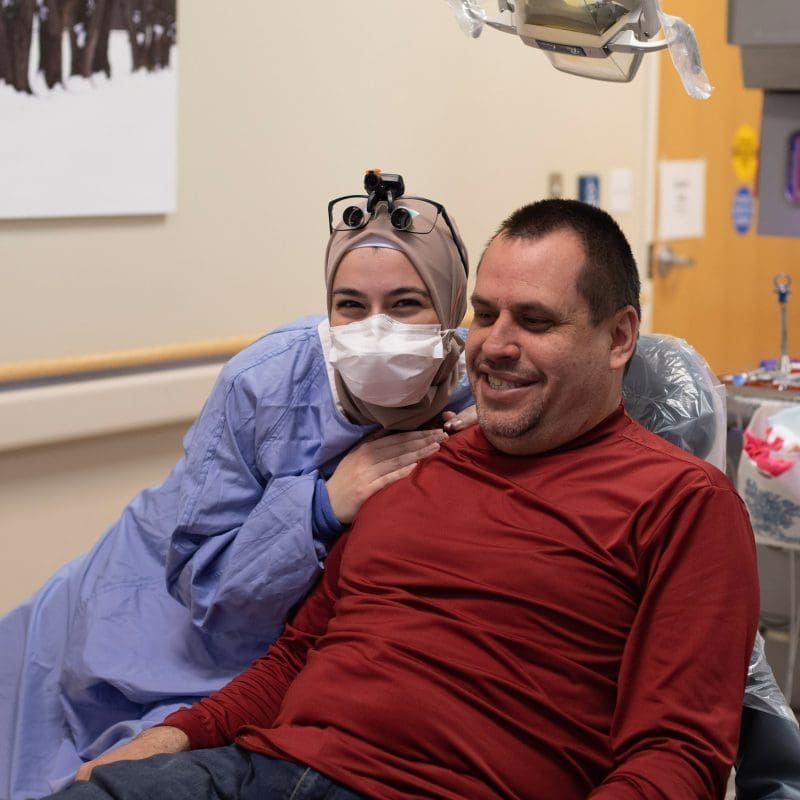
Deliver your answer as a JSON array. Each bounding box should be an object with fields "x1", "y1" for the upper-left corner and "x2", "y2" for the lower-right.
[{"x1": 732, "y1": 124, "x2": 758, "y2": 183}]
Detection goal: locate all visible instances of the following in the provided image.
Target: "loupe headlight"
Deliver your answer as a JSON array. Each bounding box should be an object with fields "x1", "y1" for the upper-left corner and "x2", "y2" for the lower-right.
[
  {"x1": 327, "y1": 171, "x2": 470, "y2": 275},
  {"x1": 364, "y1": 170, "x2": 406, "y2": 212}
]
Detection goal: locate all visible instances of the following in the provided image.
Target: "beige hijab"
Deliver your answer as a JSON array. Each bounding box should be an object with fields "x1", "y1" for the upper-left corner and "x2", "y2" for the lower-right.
[{"x1": 324, "y1": 201, "x2": 469, "y2": 430}]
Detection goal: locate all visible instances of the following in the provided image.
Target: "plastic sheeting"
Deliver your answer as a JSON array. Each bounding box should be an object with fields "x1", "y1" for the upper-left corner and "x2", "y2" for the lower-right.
[
  {"x1": 624, "y1": 333, "x2": 726, "y2": 471},
  {"x1": 624, "y1": 333, "x2": 797, "y2": 726}
]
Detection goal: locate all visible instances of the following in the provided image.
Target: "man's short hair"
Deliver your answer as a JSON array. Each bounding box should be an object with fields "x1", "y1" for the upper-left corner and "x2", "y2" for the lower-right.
[{"x1": 490, "y1": 199, "x2": 641, "y2": 325}]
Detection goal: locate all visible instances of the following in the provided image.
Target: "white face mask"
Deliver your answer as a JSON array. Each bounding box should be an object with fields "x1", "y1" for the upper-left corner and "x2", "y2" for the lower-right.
[{"x1": 328, "y1": 314, "x2": 448, "y2": 407}]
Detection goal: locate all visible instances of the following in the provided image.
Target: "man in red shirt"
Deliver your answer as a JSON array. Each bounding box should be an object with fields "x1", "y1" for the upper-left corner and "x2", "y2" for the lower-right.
[{"x1": 44, "y1": 200, "x2": 758, "y2": 800}]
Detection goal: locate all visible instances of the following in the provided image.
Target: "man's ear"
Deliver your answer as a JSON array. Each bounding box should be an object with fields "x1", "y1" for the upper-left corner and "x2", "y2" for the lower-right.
[{"x1": 608, "y1": 305, "x2": 639, "y2": 370}]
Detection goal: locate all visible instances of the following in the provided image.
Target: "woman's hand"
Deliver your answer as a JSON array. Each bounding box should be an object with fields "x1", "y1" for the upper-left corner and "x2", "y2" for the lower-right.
[
  {"x1": 326, "y1": 429, "x2": 447, "y2": 524},
  {"x1": 442, "y1": 404, "x2": 478, "y2": 433},
  {"x1": 75, "y1": 726, "x2": 190, "y2": 782}
]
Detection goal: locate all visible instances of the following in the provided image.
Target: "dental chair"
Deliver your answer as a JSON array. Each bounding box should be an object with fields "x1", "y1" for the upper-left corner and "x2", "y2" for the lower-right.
[{"x1": 623, "y1": 334, "x2": 800, "y2": 800}]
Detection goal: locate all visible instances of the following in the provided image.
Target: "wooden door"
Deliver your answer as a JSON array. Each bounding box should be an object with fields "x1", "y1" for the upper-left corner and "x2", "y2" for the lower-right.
[{"x1": 652, "y1": 0, "x2": 800, "y2": 375}]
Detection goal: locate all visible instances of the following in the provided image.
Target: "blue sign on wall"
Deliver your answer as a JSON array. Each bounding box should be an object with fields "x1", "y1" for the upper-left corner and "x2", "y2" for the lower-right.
[
  {"x1": 732, "y1": 185, "x2": 754, "y2": 235},
  {"x1": 578, "y1": 175, "x2": 601, "y2": 207}
]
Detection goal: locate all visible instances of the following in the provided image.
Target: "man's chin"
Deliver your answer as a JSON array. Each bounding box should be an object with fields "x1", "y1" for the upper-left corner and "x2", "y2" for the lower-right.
[
  {"x1": 481, "y1": 429, "x2": 535, "y2": 455},
  {"x1": 477, "y1": 411, "x2": 540, "y2": 456}
]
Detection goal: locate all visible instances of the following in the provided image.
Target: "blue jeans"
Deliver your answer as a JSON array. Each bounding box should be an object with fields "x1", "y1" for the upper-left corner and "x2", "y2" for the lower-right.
[{"x1": 44, "y1": 747, "x2": 369, "y2": 800}]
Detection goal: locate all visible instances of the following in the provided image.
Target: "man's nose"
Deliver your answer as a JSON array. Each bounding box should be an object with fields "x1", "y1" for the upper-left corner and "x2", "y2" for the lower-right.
[{"x1": 481, "y1": 314, "x2": 520, "y2": 361}]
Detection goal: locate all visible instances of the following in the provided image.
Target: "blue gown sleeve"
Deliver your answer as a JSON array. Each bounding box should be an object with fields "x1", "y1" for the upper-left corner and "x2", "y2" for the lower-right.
[
  {"x1": 164, "y1": 323, "x2": 361, "y2": 638},
  {"x1": 312, "y1": 478, "x2": 345, "y2": 543}
]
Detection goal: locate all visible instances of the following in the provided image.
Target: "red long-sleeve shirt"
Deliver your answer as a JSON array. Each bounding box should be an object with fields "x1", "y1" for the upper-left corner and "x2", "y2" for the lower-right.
[{"x1": 165, "y1": 408, "x2": 759, "y2": 799}]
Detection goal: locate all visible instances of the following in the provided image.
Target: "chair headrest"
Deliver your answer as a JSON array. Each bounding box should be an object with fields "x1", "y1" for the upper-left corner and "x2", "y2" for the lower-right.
[{"x1": 623, "y1": 333, "x2": 726, "y2": 470}]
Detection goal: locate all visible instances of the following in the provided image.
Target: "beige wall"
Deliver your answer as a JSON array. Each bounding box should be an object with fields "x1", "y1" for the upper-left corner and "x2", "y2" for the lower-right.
[
  {"x1": 0, "y1": 1, "x2": 657, "y2": 612},
  {"x1": 0, "y1": 424, "x2": 186, "y2": 612},
  {"x1": 0, "y1": 1, "x2": 656, "y2": 367}
]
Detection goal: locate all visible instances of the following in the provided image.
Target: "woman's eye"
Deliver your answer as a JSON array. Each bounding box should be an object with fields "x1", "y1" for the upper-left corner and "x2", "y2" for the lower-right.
[
  {"x1": 393, "y1": 298, "x2": 422, "y2": 308},
  {"x1": 335, "y1": 300, "x2": 363, "y2": 310}
]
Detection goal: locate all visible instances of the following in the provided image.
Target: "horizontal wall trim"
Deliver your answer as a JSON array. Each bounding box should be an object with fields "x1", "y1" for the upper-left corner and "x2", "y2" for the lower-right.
[
  {"x1": 0, "y1": 335, "x2": 257, "y2": 385},
  {"x1": 0, "y1": 363, "x2": 225, "y2": 453}
]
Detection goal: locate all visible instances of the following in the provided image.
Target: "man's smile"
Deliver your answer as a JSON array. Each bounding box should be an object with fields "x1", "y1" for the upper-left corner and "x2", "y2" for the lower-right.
[
  {"x1": 477, "y1": 366, "x2": 539, "y2": 397},
  {"x1": 486, "y1": 375, "x2": 527, "y2": 391}
]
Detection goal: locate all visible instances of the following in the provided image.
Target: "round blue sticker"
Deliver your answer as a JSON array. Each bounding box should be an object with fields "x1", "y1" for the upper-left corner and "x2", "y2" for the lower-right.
[{"x1": 732, "y1": 186, "x2": 754, "y2": 235}]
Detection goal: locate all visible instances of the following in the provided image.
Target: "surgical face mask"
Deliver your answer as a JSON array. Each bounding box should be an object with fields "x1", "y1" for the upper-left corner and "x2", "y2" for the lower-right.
[{"x1": 328, "y1": 314, "x2": 448, "y2": 407}]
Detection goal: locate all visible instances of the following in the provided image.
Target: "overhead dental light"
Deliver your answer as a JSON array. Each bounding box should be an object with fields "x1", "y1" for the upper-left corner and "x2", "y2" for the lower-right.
[{"x1": 448, "y1": 0, "x2": 712, "y2": 96}]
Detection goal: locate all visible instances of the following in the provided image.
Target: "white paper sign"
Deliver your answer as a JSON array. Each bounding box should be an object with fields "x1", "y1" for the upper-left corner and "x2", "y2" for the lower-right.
[
  {"x1": 607, "y1": 168, "x2": 633, "y2": 213},
  {"x1": 657, "y1": 159, "x2": 706, "y2": 240}
]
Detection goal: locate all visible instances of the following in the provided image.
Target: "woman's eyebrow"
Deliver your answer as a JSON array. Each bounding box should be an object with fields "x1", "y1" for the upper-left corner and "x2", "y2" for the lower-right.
[
  {"x1": 385, "y1": 287, "x2": 430, "y2": 298},
  {"x1": 332, "y1": 286, "x2": 431, "y2": 299}
]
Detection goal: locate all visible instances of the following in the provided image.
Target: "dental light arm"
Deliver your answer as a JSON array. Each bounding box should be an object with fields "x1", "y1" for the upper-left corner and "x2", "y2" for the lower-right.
[{"x1": 448, "y1": 0, "x2": 712, "y2": 96}]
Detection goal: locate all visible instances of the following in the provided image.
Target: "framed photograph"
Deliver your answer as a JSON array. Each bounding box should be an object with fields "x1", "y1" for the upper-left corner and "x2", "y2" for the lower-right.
[{"x1": 0, "y1": 0, "x2": 177, "y2": 219}]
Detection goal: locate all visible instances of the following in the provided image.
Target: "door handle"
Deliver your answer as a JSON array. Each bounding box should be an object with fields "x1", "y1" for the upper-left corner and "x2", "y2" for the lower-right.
[{"x1": 655, "y1": 244, "x2": 695, "y2": 277}]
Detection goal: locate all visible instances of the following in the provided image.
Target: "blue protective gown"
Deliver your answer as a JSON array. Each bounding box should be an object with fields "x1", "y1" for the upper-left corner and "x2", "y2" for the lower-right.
[{"x1": 0, "y1": 316, "x2": 472, "y2": 800}]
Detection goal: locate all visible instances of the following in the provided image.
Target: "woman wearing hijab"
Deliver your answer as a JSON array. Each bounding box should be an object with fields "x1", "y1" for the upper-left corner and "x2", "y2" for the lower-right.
[{"x1": 0, "y1": 173, "x2": 473, "y2": 800}]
